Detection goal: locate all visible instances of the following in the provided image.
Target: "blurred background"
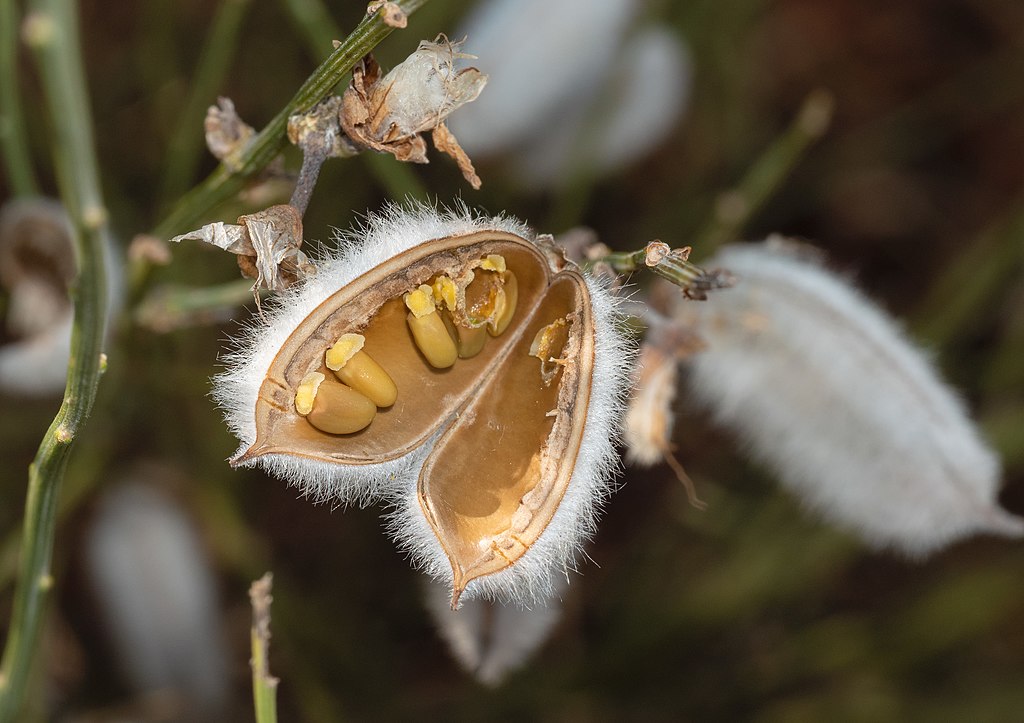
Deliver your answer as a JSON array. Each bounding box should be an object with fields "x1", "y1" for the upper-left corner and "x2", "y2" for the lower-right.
[{"x1": 2, "y1": 0, "x2": 1024, "y2": 720}]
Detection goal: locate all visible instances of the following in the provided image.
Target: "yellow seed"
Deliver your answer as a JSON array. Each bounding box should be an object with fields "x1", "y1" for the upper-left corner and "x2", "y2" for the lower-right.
[
  {"x1": 305, "y1": 379, "x2": 377, "y2": 435},
  {"x1": 325, "y1": 334, "x2": 398, "y2": 407},
  {"x1": 407, "y1": 310, "x2": 458, "y2": 368},
  {"x1": 488, "y1": 270, "x2": 518, "y2": 336},
  {"x1": 441, "y1": 312, "x2": 488, "y2": 359},
  {"x1": 432, "y1": 275, "x2": 459, "y2": 311},
  {"x1": 480, "y1": 254, "x2": 506, "y2": 273},
  {"x1": 404, "y1": 284, "x2": 437, "y2": 318},
  {"x1": 333, "y1": 350, "x2": 397, "y2": 407},
  {"x1": 294, "y1": 372, "x2": 325, "y2": 415},
  {"x1": 325, "y1": 333, "x2": 365, "y2": 370}
]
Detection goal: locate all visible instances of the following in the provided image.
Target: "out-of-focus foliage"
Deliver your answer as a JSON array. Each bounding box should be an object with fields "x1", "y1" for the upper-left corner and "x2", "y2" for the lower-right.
[{"x1": 2, "y1": 0, "x2": 1023, "y2": 720}]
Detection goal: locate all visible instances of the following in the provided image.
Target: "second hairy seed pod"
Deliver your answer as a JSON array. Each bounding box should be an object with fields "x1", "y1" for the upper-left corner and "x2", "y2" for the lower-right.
[{"x1": 216, "y1": 205, "x2": 634, "y2": 606}]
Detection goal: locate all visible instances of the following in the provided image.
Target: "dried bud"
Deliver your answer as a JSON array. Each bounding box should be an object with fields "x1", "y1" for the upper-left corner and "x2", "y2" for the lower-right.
[
  {"x1": 171, "y1": 204, "x2": 315, "y2": 291},
  {"x1": 677, "y1": 241, "x2": 1024, "y2": 555},
  {"x1": 341, "y1": 37, "x2": 487, "y2": 188},
  {"x1": 204, "y1": 97, "x2": 255, "y2": 167},
  {"x1": 215, "y1": 204, "x2": 634, "y2": 606},
  {"x1": 423, "y1": 575, "x2": 566, "y2": 686}
]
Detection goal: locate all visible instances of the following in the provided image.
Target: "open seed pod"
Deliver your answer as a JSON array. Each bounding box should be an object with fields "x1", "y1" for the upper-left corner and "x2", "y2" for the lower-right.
[{"x1": 216, "y1": 205, "x2": 633, "y2": 605}]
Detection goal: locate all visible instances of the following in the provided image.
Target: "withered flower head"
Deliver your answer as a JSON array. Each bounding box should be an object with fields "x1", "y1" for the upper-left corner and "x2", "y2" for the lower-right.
[
  {"x1": 216, "y1": 204, "x2": 634, "y2": 605},
  {"x1": 341, "y1": 37, "x2": 487, "y2": 188}
]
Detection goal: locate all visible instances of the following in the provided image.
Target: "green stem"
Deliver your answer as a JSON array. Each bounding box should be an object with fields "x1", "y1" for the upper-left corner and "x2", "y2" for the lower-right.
[
  {"x1": 250, "y1": 573, "x2": 279, "y2": 723},
  {"x1": 595, "y1": 241, "x2": 735, "y2": 297},
  {"x1": 0, "y1": 1, "x2": 110, "y2": 719},
  {"x1": 157, "y1": 0, "x2": 253, "y2": 208},
  {"x1": 278, "y1": 0, "x2": 340, "y2": 58},
  {"x1": 0, "y1": 0, "x2": 40, "y2": 195},
  {"x1": 278, "y1": 0, "x2": 430, "y2": 201},
  {"x1": 911, "y1": 198, "x2": 1024, "y2": 346},
  {"x1": 692, "y1": 88, "x2": 834, "y2": 250},
  {"x1": 151, "y1": 0, "x2": 428, "y2": 242},
  {"x1": 135, "y1": 278, "x2": 260, "y2": 331}
]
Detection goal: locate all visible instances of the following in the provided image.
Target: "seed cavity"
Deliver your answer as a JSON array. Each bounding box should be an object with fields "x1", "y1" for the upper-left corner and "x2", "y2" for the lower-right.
[
  {"x1": 405, "y1": 285, "x2": 458, "y2": 368},
  {"x1": 326, "y1": 333, "x2": 398, "y2": 407},
  {"x1": 529, "y1": 317, "x2": 569, "y2": 386}
]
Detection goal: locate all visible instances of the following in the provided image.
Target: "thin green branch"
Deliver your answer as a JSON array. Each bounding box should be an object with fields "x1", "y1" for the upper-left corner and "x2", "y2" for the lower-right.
[
  {"x1": 0, "y1": 0, "x2": 40, "y2": 195},
  {"x1": 135, "y1": 278, "x2": 261, "y2": 332},
  {"x1": 0, "y1": 0, "x2": 111, "y2": 719},
  {"x1": 911, "y1": 197, "x2": 1024, "y2": 346},
  {"x1": 157, "y1": 0, "x2": 254, "y2": 208},
  {"x1": 250, "y1": 573, "x2": 279, "y2": 723},
  {"x1": 279, "y1": 0, "x2": 339, "y2": 58},
  {"x1": 693, "y1": 88, "x2": 834, "y2": 250},
  {"x1": 151, "y1": 0, "x2": 428, "y2": 242},
  {"x1": 278, "y1": 0, "x2": 429, "y2": 201},
  {"x1": 595, "y1": 240, "x2": 735, "y2": 298}
]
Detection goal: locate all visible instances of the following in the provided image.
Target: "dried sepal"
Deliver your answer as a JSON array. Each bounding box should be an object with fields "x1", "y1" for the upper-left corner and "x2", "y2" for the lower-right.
[
  {"x1": 340, "y1": 37, "x2": 487, "y2": 187},
  {"x1": 677, "y1": 241, "x2": 1024, "y2": 554},
  {"x1": 423, "y1": 575, "x2": 566, "y2": 686},
  {"x1": 204, "y1": 97, "x2": 255, "y2": 169},
  {"x1": 171, "y1": 204, "x2": 315, "y2": 291},
  {"x1": 216, "y1": 204, "x2": 633, "y2": 605}
]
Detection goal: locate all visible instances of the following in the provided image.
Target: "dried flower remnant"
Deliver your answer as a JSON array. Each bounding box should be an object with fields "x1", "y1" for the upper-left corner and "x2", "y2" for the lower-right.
[
  {"x1": 677, "y1": 241, "x2": 1024, "y2": 555},
  {"x1": 171, "y1": 204, "x2": 315, "y2": 291},
  {"x1": 215, "y1": 204, "x2": 633, "y2": 605},
  {"x1": 341, "y1": 37, "x2": 487, "y2": 188},
  {"x1": 204, "y1": 97, "x2": 255, "y2": 169},
  {"x1": 423, "y1": 576, "x2": 566, "y2": 686}
]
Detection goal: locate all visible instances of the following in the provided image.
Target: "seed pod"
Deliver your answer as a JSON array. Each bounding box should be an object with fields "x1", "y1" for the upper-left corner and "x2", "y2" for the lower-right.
[
  {"x1": 216, "y1": 205, "x2": 633, "y2": 605},
  {"x1": 676, "y1": 241, "x2": 1024, "y2": 555}
]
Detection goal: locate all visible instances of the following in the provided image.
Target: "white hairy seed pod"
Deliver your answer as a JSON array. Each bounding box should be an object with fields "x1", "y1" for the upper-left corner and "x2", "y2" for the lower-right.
[
  {"x1": 423, "y1": 574, "x2": 567, "y2": 686},
  {"x1": 215, "y1": 205, "x2": 633, "y2": 606},
  {"x1": 676, "y1": 241, "x2": 1024, "y2": 555},
  {"x1": 624, "y1": 342, "x2": 679, "y2": 467}
]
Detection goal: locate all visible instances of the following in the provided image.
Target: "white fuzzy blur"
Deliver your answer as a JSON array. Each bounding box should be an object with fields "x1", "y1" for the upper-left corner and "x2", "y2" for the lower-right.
[
  {"x1": 680, "y1": 242, "x2": 1024, "y2": 555},
  {"x1": 214, "y1": 203, "x2": 634, "y2": 604},
  {"x1": 423, "y1": 574, "x2": 566, "y2": 686}
]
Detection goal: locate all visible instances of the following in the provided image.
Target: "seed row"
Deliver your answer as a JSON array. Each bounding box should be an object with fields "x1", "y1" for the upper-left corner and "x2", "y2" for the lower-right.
[{"x1": 293, "y1": 255, "x2": 520, "y2": 437}]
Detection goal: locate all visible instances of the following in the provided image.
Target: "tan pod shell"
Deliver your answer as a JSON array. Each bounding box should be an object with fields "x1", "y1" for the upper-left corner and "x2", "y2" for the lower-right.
[{"x1": 237, "y1": 230, "x2": 597, "y2": 605}]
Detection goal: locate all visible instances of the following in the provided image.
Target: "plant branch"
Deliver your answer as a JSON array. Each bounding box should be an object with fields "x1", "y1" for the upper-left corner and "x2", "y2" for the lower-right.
[
  {"x1": 693, "y1": 88, "x2": 834, "y2": 250},
  {"x1": 250, "y1": 573, "x2": 279, "y2": 723},
  {"x1": 0, "y1": 0, "x2": 39, "y2": 195},
  {"x1": 151, "y1": 0, "x2": 428, "y2": 242},
  {"x1": 157, "y1": 0, "x2": 253, "y2": 208},
  {"x1": 0, "y1": 0, "x2": 111, "y2": 719},
  {"x1": 278, "y1": 0, "x2": 430, "y2": 200}
]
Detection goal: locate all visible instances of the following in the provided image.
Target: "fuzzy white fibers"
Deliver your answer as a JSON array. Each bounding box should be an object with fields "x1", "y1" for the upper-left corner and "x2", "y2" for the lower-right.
[
  {"x1": 423, "y1": 574, "x2": 567, "y2": 686},
  {"x1": 214, "y1": 202, "x2": 531, "y2": 506},
  {"x1": 215, "y1": 203, "x2": 635, "y2": 605},
  {"x1": 679, "y1": 242, "x2": 1024, "y2": 555},
  {"x1": 384, "y1": 270, "x2": 635, "y2": 606}
]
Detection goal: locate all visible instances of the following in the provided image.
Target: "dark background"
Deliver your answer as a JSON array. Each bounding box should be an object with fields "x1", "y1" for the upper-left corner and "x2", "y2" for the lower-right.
[{"x1": 2, "y1": 0, "x2": 1024, "y2": 720}]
